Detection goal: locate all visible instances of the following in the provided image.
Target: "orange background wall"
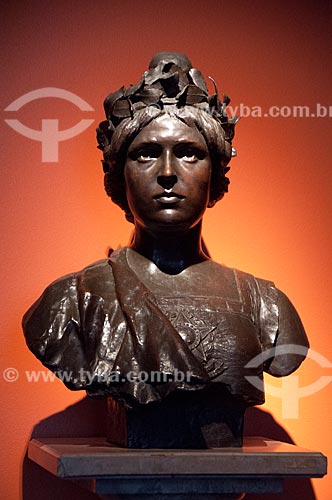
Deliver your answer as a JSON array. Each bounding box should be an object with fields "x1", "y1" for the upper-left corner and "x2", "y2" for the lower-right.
[{"x1": 1, "y1": 1, "x2": 331, "y2": 499}]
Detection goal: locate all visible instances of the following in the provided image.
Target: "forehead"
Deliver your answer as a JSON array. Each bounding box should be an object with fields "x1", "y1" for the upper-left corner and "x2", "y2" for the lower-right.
[{"x1": 129, "y1": 115, "x2": 207, "y2": 150}]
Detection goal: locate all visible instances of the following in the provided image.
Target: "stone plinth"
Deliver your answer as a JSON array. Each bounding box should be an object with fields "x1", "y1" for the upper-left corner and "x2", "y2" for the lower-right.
[{"x1": 28, "y1": 436, "x2": 327, "y2": 499}]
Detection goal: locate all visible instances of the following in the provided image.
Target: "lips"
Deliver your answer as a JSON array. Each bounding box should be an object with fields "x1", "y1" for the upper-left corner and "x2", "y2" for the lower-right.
[{"x1": 153, "y1": 191, "x2": 185, "y2": 204}]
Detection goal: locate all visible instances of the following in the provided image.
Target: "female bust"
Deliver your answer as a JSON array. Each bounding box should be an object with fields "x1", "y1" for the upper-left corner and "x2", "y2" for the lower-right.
[{"x1": 23, "y1": 53, "x2": 309, "y2": 448}]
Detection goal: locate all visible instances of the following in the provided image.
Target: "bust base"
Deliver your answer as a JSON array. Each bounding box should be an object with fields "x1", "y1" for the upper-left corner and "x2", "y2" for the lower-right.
[
  {"x1": 28, "y1": 436, "x2": 327, "y2": 499},
  {"x1": 107, "y1": 387, "x2": 246, "y2": 448}
]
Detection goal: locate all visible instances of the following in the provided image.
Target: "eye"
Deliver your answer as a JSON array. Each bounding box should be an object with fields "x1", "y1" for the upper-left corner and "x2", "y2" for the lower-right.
[
  {"x1": 128, "y1": 144, "x2": 161, "y2": 162},
  {"x1": 174, "y1": 145, "x2": 207, "y2": 163}
]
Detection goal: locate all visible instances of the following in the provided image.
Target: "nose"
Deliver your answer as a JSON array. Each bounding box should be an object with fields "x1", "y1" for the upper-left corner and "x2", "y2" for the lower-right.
[{"x1": 157, "y1": 150, "x2": 177, "y2": 190}]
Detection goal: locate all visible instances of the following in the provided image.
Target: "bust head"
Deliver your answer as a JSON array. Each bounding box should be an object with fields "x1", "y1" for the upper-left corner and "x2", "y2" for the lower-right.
[
  {"x1": 97, "y1": 52, "x2": 238, "y2": 223},
  {"x1": 124, "y1": 113, "x2": 213, "y2": 234}
]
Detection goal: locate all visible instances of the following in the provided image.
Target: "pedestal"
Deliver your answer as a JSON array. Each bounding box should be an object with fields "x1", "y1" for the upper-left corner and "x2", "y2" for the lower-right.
[
  {"x1": 107, "y1": 388, "x2": 245, "y2": 448},
  {"x1": 28, "y1": 436, "x2": 327, "y2": 499}
]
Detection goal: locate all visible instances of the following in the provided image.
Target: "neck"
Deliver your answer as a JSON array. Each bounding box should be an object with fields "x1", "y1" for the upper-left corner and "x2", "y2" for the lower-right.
[{"x1": 129, "y1": 222, "x2": 209, "y2": 274}]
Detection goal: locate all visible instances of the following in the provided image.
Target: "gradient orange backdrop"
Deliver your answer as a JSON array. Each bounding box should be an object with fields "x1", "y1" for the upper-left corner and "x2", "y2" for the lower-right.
[{"x1": 1, "y1": 1, "x2": 331, "y2": 499}]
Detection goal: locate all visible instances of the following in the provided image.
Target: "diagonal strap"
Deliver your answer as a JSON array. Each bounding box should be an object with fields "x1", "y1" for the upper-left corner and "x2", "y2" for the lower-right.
[{"x1": 108, "y1": 248, "x2": 208, "y2": 404}]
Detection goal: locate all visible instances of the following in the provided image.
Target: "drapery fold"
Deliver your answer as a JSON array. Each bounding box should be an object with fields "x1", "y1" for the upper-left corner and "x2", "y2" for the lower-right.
[{"x1": 108, "y1": 248, "x2": 209, "y2": 404}]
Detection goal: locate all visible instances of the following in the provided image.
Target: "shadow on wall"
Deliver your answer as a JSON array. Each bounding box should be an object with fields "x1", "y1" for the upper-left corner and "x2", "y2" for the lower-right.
[{"x1": 21, "y1": 399, "x2": 316, "y2": 500}]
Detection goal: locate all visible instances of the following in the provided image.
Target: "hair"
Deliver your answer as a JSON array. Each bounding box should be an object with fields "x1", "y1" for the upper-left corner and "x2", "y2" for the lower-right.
[{"x1": 99, "y1": 105, "x2": 232, "y2": 223}]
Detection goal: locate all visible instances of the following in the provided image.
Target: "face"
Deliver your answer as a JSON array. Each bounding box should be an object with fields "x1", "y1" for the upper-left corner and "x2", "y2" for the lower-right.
[{"x1": 124, "y1": 115, "x2": 212, "y2": 233}]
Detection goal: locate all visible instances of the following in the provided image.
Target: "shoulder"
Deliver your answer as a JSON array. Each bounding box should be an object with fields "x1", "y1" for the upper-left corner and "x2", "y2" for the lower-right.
[
  {"x1": 208, "y1": 260, "x2": 276, "y2": 300},
  {"x1": 211, "y1": 262, "x2": 309, "y2": 375},
  {"x1": 266, "y1": 287, "x2": 309, "y2": 376},
  {"x1": 234, "y1": 266, "x2": 309, "y2": 376},
  {"x1": 22, "y1": 259, "x2": 113, "y2": 324},
  {"x1": 44, "y1": 258, "x2": 112, "y2": 292}
]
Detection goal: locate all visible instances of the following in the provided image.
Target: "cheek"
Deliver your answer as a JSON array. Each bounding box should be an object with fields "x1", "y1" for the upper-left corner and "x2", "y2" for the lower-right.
[
  {"x1": 193, "y1": 164, "x2": 212, "y2": 192},
  {"x1": 124, "y1": 181, "x2": 137, "y2": 213},
  {"x1": 124, "y1": 168, "x2": 152, "y2": 216},
  {"x1": 192, "y1": 166, "x2": 212, "y2": 207},
  {"x1": 124, "y1": 165, "x2": 140, "y2": 197},
  {"x1": 124, "y1": 163, "x2": 135, "y2": 185},
  {"x1": 125, "y1": 161, "x2": 151, "y2": 185}
]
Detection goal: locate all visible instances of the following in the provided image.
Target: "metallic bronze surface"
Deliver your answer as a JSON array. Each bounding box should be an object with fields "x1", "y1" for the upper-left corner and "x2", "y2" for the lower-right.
[{"x1": 23, "y1": 53, "x2": 309, "y2": 448}]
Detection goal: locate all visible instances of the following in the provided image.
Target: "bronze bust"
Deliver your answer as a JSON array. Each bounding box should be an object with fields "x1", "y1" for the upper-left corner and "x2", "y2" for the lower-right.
[{"x1": 23, "y1": 52, "x2": 309, "y2": 448}]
